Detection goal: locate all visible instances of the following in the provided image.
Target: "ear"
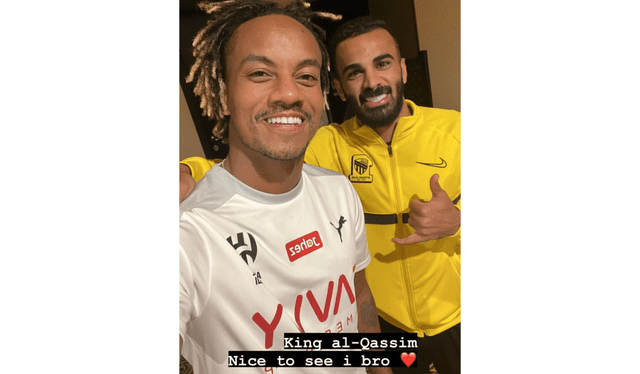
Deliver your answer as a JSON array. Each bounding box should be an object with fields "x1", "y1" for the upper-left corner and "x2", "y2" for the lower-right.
[
  {"x1": 219, "y1": 78, "x2": 230, "y2": 116},
  {"x1": 333, "y1": 78, "x2": 347, "y2": 102},
  {"x1": 400, "y1": 57, "x2": 408, "y2": 84}
]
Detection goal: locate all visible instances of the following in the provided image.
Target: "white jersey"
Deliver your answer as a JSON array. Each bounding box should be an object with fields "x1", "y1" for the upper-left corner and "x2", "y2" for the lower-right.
[{"x1": 180, "y1": 163, "x2": 370, "y2": 373}]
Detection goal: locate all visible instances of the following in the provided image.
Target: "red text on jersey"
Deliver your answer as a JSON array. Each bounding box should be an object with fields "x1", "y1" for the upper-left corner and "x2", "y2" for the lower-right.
[{"x1": 252, "y1": 274, "x2": 356, "y2": 349}]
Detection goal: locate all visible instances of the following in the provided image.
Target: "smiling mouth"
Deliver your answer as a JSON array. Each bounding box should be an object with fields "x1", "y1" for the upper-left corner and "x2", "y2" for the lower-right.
[
  {"x1": 266, "y1": 116, "x2": 303, "y2": 125},
  {"x1": 363, "y1": 93, "x2": 389, "y2": 107}
]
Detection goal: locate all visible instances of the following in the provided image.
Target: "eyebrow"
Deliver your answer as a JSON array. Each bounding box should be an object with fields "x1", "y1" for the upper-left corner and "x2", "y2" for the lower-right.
[
  {"x1": 341, "y1": 53, "x2": 395, "y2": 76},
  {"x1": 240, "y1": 54, "x2": 321, "y2": 69},
  {"x1": 241, "y1": 54, "x2": 275, "y2": 66},
  {"x1": 373, "y1": 53, "x2": 394, "y2": 64},
  {"x1": 297, "y1": 58, "x2": 321, "y2": 70}
]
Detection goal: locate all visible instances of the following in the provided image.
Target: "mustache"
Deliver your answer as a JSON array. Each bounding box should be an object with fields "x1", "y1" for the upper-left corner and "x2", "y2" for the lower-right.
[
  {"x1": 359, "y1": 85, "x2": 392, "y2": 103},
  {"x1": 254, "y1": 106, "x2": 312, "y2": 122}
]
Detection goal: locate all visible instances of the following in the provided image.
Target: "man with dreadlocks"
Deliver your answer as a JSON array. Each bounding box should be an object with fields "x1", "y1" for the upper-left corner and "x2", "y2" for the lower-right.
[
  {"x1": 178, "y1": 1, "x2": 391, "y2": 374},
  {"x1": 181, "y1": 12, "x2": 461, "y2": 374}
]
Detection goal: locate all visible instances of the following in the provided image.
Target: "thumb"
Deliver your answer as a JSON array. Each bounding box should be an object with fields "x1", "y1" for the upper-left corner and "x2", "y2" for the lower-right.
[
  {"x1": 429, "y1": 174, "x2": 446, "y2": 197},
  {"x1": 392, "y1": 233, "x2": 421, "y2": 246}
]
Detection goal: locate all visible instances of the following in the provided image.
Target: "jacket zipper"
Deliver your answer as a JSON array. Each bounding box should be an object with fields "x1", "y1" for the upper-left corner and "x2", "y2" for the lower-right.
[{"x1": 388, "y1": 133, "x2": 423, "y2": 333}]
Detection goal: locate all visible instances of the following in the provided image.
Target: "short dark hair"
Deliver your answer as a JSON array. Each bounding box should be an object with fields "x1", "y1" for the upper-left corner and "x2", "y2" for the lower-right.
[
  {"x1": 186, "y1": 0, "x2": 340, "y2": 139},
  {"x1": 328, "y1": 16, "x2": 400, "y2": 79}
]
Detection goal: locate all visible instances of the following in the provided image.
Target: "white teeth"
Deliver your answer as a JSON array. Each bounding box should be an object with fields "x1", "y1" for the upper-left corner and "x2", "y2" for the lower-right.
[
  {"x1": 267, "y1": 117, "x2": 302, "y2": 124},
  {"x1": 366, "y1": 94, "x2": 386, "y2": 102}
]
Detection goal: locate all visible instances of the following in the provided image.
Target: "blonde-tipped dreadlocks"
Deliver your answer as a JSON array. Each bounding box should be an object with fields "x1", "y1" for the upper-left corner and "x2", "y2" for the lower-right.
[{"x1": 185, "y1": 0, "x2": 341, "y2": 139}]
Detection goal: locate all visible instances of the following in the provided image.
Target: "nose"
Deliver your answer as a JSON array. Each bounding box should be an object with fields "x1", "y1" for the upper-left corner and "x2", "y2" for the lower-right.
[
  {"x1": 268, "y1": 76, "x2": 304, "y2": 108},
  {"x1": 362, "y1": 68, "x2": 382, "y2": 90}
]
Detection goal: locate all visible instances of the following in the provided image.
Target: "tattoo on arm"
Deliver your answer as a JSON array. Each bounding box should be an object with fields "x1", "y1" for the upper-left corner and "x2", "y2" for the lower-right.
[
  {"x1": 179, "y1": 354, "x2": 193, "y2": 374},
  {"x1": 359, "y1": 298, "x2": 379, "y2": 332}
]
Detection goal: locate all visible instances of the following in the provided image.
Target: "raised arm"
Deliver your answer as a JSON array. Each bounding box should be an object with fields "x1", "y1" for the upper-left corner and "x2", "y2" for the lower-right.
[{"x1": 392, "y1": 174, "x2": 461, "y2": 245}]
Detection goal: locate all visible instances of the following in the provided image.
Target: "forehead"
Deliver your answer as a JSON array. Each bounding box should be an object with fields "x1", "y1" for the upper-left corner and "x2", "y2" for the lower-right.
[
  {"x1": 335, "y1": 28, "x2": 399, "y2": 68},
  {"x1": 226, "y1": 14, "x2": 322, "y2": 64}
]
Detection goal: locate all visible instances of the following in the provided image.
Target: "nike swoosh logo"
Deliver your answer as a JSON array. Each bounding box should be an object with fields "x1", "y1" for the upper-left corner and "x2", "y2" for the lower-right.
[{"x1": 416, "y1": 157, "x2": 447, "y2": 168}]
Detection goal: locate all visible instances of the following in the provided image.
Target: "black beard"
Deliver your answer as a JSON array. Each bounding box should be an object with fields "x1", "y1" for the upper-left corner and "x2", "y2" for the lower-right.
[{"x1": 345, "y1": 80, "x2": 405, "y2": 129}]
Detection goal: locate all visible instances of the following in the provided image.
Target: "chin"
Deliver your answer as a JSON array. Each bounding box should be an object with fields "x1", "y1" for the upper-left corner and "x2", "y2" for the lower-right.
[{"x1": 261, "y1": 147, "x2": 307, "y2": 161}]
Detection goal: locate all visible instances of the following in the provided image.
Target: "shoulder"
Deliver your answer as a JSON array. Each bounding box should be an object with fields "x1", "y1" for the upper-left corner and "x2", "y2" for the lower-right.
[
  {"x1": 302, "y1": 164, "x2": 359, "y2": 201},
  {"x1": 310, "y1": 123, "x2": 344, "y2": 145},
  {"x1": 306, "y1": 119, "x2": 360, "y2": 165},
  {"x1": 302, "y1": 163, "x2": 344, "y2": 177},
  {"x1": 300, "y1": 165, "x2": 363, "y2": 224},
  {"x1": 411, "y1": 103, "x2": 460, "y2": 142},
  {"x1": 179, "y1": 165, "x2": 235, "y2": 216},
  {"x1": 306, "y1": 124, "x2": 344, "y2": 166},
  {"x1": 413, "y1": 102, "x2": 460, "y2": 123},
  {"x1": 310, "y1": 116, "x2": 360, "y2": 143},
  {"x1": 302, "y1": 164, "x2": 353, "y2": 189}
]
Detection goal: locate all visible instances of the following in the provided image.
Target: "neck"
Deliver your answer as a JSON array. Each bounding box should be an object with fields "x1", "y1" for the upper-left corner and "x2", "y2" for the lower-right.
[{"x1": 224, "y1": 148, "x2": 304, "y2": 194}]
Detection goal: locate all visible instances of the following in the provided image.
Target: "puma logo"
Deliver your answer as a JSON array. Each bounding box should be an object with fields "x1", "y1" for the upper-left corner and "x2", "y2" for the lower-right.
[{"x1": 330, "y1": 216, "x2": 347, "y2": 242}]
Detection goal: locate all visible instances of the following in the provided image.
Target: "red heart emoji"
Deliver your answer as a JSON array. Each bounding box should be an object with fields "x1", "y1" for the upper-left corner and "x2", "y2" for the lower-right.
[{"x1": 400, "y1": 352, "x2": 416, "y2": 367}]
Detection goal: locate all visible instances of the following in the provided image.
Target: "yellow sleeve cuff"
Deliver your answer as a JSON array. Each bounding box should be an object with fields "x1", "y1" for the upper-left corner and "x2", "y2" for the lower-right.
[{"x1": 180, "y1": 157, "x2": 217, "y2": 183}]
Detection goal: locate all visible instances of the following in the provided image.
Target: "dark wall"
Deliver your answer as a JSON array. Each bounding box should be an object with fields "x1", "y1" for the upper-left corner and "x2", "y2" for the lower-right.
[
  {"x1": 368, "y1": 0, "x2": 420, "y2": 60},
  {"x1": 179, "y1": 0, "x2": 431, "y2": 159},
  {"x1": 180, "y1": 0, "x2": 226, "y2": 159},
  {"x1": 308, "y1": 0, "x2": 370, "y2": 124}
]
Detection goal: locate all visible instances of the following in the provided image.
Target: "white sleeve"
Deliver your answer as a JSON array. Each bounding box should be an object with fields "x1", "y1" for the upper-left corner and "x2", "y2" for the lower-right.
[
  {"x1": 179, "y1": 244, "x2": 194, "y2": 339},
  {"x1": 179, "y1": 218, "x2": 212, "y2": 339}
]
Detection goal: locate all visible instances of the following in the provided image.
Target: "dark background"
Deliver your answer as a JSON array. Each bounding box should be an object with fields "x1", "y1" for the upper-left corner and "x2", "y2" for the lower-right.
[{"x1": 179, "y1": 0, "x2": 433, "y2": 159}]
